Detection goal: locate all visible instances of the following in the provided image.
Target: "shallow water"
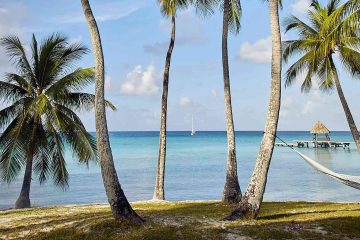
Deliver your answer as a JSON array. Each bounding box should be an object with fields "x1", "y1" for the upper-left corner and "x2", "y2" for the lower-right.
[{"x1": 1, "y1": 131, "x2": 359, "y2": 209}]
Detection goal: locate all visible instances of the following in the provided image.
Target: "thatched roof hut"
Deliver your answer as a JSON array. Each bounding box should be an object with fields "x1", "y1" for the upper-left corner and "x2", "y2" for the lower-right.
[
  {"x1": 311, "y1": 121, "x2": 330, "y2": 140},
  {"x1": 311, "y1": 121, "x2": 330, "y2": 134}
]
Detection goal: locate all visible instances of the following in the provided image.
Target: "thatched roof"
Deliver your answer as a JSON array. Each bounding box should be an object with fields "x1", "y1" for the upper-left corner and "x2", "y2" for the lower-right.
[{"x1": 311, "y1": 121, "x2": 330, "y2": 134}]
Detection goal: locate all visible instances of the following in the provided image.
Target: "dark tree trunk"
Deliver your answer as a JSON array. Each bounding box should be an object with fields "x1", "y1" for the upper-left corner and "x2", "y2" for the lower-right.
[
  {"x1": 81, "y1": 0, "x2": 143, "y2": 223},
  {"x1": 225, "y1": 0, "x2": 281, "y2": 220},
  {"x1": 15, "y1": 116, "x2": 38, "y2": 209},
  {"x1": 221, "y1": 0, "x2": 241, "y2": 204},
  {"x1": 15, "y1": 152, "x2": 34, "y2": 209},
  {"x1": 329, "y1": 56, "x2": 360, "y2": 151},
  {"x1": 154, "y1": 15, "x2": 176, "y2": 201}
]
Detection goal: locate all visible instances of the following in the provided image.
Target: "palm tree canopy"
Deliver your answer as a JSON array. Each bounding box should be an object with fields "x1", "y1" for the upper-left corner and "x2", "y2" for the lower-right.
[
  {"x1": 0, "y1": 34, "x2": 115, "y2": 188},
  {"x1": 158, "y1": 0, "x2": 192, "y2": 17},
  {"x1": 196, "y1": 0, "x2": 242, "y2": 34},
  {"x1": 283, "y1": 0, "x2": 360, "y2": 92}
]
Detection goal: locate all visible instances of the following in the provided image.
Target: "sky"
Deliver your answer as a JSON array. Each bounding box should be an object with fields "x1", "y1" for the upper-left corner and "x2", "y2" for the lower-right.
[{"x1": 0, "y1": 0, "x2": 359, "y2": 131}]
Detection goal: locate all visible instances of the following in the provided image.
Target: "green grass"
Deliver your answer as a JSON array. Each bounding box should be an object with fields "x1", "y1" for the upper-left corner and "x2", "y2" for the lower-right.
[{"x1": 1, "y1": 201, "x2": 360, "y2": 239}]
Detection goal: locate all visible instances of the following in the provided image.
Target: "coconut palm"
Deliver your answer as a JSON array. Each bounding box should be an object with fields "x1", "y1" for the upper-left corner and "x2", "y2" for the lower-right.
[
  {"x1": 154, "y1": 0, "x2": 192, "y2": 201},
  {"x1": 282, "y1": 0, "x2": 360, "y2": 150},
  {"x1": 81, "y1": 0, "x2": 143, "y2": 222},
  {"x1": 188, "y1": 0, "x2": 242, "y2": 204},
  {"x1": 0, "y1": 34, "x2": 102, "y2": 208},
  {"x1": 219, "y1": 0, "x2": 242, "y2": 204},
  {"x1": 225, "y1": 0, "x2": 282, "y2": 219}
]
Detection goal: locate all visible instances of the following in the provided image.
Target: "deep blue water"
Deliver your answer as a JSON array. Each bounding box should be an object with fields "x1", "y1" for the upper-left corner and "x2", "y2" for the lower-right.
[{"x1": 1, "y1": 131, "x2": 359, "y2": 209}]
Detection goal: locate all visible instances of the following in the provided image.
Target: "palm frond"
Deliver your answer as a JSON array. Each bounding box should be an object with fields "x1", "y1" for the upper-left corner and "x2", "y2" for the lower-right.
[
  {"x1": 158, "y1": 0, "x2": 191, "y2": 17},
  {"x1": 45, "y1": 68, "x2": 95, "y2": 95},
  {"x1": 0, "y1": 116, "x2": 31, "y2": 183},
  {"x1": 4, "y1": 73, "x2": 35, "y2": 96},
  {"x1": 54, "y1": 92, "x2": 116, "y2": 112},
  {"x1": 0, "y1": 81, "x2": 28, "y2": 103},
  {"x1": 339, "y1": 46, "x2": 360, "y2": 78},
  {"x1": 0, "y1": 36, "x2": 36, "y2": 87},
  {"x1": 192, "y1": 0, "x2": 218, "y2": 17}
]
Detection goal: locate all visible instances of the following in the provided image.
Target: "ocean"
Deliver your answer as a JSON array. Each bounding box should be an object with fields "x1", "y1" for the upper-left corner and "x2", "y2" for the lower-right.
[{"x1": 0, "y1": 131, "x2": 359, "y2": 209}]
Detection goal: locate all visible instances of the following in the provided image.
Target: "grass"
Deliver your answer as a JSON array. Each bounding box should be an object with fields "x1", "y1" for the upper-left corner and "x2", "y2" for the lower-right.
[{"x1": 1, "y1": 201, "x2": 360, "y2": 239}]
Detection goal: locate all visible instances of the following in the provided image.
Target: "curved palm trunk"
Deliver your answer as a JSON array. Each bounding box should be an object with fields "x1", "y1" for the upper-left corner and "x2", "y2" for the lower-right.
[
  {"x1": 329, "y1": 56, "x2": 360, "y2": 150},
  {"x1": 221, "y1": 0, "x2": 241, "y2": 204},
  {"x1": 225, "y1": 0, "x2": 281, "y2": 220},
  {"x1": 15, "y1": 117, "x2": 38, "y2": 209},
  {"x1": 154, "y1": 15, "x2": 176, "y2": 201},
  {"x1": 15, "y1": 152, "x2": 34, "y2": 208},
  {"x1": 81, "y1": 0, "x2": 143, "y2": 222}
]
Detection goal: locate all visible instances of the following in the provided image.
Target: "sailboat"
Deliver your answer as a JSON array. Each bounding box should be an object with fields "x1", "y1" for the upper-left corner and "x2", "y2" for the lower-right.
[{"x1": 191, "y1": 114, "x2": 196, "y2": 136}]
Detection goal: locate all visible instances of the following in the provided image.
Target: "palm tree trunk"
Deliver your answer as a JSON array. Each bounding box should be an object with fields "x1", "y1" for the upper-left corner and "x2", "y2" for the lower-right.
[
  {"x1": 225, "y1": 0, "x2": 281, "y2": 220},
  {"x1": 154, "y1": 15, "x2": 176, "y2": 201},
  {"x1": 15, "y1": 151, "x2": 34, "y2": 209},
  {"x1": 15, "y1": 116, "x2": 39, "y2": 209},
  {"x1": 81, "y1": 0, "x2": 143, "y2": 223},
  {"x1": 221, "y1": 0, "x2": 241, "y2": 204},
  {"x1": 329, "y1": 56, "x2": 360, "y2": 150}
]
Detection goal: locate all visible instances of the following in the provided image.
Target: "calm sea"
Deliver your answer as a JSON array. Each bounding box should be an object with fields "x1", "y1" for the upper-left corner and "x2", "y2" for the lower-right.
[{"x1": 0, "y1": 131, "x2": 359, "y2": 209}]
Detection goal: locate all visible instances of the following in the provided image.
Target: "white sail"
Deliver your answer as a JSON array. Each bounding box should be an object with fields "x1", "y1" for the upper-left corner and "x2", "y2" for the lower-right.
[{"x1": 191, "y1": 114, "x2": 196, "y2": 136}]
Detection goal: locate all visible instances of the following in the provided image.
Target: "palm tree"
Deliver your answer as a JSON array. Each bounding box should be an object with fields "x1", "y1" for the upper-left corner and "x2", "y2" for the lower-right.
[
  {"x1": 282, "y1": 0, "x2": 360, "y2": 150},
  {"x1": 153, "y1": 0, "x2": 192, "y2": 201},
  {"x1": 81, "y1": 0, "x2": 143, "y2": 222},
  {"x1": 220, "y1": 0, "x2": 242, "y2": 204},
  {"x1": 314, "y1": 0, "x2": 360, "y2": 150},
  {"x1": 225, "y1": 0, "x2": 282, "y2": 219},
  {"x1": 0, "y1": 34, "x2": 101, "y2": 208}
]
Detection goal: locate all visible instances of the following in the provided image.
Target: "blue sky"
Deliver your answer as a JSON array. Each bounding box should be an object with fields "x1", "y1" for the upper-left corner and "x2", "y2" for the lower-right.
[{"x1": 0, "y1": 0, "x2": 359, "y2": 131}]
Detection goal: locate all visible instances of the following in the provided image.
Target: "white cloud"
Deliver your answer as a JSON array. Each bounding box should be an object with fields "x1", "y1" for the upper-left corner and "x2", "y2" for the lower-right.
[
  {"x1": 238, "y1": 36, "x2": 272, "y2": 64},
  {"x1": 179, "y1": 96, "x2": 192, "y2": 107},
  {"x1": 120, "y1": 64, "x2": 161, "y2": 96},
  {"x1": 291, "y1": 0, "x2": 311, "y2": 16},
  {"x1": 53, "y1": 1, "x2": 142, "y2": 24}
]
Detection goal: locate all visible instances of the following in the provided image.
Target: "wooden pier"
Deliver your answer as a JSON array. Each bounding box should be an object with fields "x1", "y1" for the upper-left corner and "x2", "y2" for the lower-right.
[{"x1": 275, "y1": 140, "x2": 351, "y2": 149}]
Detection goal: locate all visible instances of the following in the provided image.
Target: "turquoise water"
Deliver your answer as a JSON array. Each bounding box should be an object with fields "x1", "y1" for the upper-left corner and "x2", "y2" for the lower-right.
[{"x1": 0, "y1": 131, "x2": 359, "y2": 209}]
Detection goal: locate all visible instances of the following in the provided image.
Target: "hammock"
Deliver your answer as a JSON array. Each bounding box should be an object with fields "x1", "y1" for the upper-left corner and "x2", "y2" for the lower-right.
[
  {"x1": 277, "y1": 136, "x2": 360, "y2": 190},
  {"x1": 294, "y1": 149, "x2": 360, "y2": 190}
]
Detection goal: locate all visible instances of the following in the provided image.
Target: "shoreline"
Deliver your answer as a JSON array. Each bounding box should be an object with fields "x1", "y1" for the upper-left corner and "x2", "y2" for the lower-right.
[{"x1": 1, "y1": 199, "x2": 359, "y2": 212}]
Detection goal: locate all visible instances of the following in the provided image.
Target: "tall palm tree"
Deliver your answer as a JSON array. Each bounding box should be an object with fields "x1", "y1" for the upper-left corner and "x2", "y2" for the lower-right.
[
  {"x1": 153, "y1": 0, "x2": 192, "y2": 201},
  {"x1": 314, "y1": 0, "x2": 360, "y2": 150},
  {"x1": 81, "y1": 0, "x2": 143, "y2": 222},
  {"x1": 188, "y1": 0, "x2": 241, "y2": 204},
  {"x1": 282, "y1": 0, "x2": 360, "y2": 150},
  {"x1": 0, "y1": 34, "x2": 101, "y2": 208},
  {"x1": 225, "y1": 0, "x2": 282, "y2": 219},
  {"x1": 220, "y1": 0, "x2": 242, "y2": 204}
]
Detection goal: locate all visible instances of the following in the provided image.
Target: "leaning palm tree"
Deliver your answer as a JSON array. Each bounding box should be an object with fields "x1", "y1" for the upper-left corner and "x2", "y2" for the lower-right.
[
  {"x1": 282, "y1": 0, "x2": 360, "y2": 150},
  {"x1": 220, "y1": 0, "x2": 242, "y2": 204},
  {"x1": 0, "y1": 34, "x2": 101, "y2": 208},
  {"x1": 225, "y1": 0, "x2": 282, "y2": 219},
  {"x1": 80, "y1": 0, "x2": 143, "y2": 222},
  {"x1": 153, "y1": 0, "x2": 192, "y2": 201}
]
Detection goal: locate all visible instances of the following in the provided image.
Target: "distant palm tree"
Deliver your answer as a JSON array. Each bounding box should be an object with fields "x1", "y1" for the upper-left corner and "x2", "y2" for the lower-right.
[
  {"x1": 81, "y1": 0, "x2": 143, "y2": 222},
  {"x1": 0, "y1": 34, "x2": 101, "y2": 208},
  {"x1": 220, "y1": 0, "x2": 242, "y2": 204},
  {"x1": 225, "y1": 0, "x2": 282, "y2": 220},
  {"x1": 154, "y1": 0, "x2": 192, "y2": 201},
  {"x1": 282, "y1": 0, "x2": 360, "y2": 150}
]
